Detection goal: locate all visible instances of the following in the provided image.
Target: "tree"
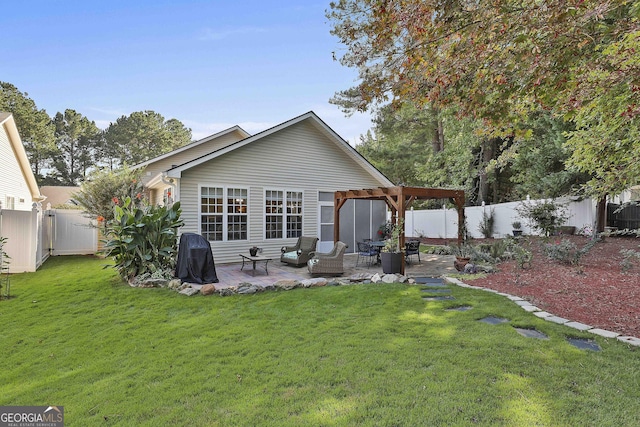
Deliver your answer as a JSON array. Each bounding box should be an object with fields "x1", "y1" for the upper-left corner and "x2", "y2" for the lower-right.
[
  {"x1": 51, "y1": 109, "x2": 101, "y2": 185},
  {"x1": 507, "y1": 112, "x2": 590, "y2": 199},
  {"x1": 73, "y1": 166, "x2": 145, "y2": 223},
  {"x1": 104, "y1": 111, "x2": 192, "y2": 166},
  {"x1": 357, "y1": 103, "x2": 439, "y2": 186},
  {"x1": 327, "y1": 0, "x2": 640, "y2": 198},
  {"x1": 0, "y1": 82, "x2": 56, "y2": 182}
]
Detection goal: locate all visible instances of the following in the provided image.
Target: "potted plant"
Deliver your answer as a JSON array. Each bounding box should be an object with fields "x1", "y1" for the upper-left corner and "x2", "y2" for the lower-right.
[
  {"x1": 512, "y1": 221, "x2": 523, "y2": 237},
  {"x1": 380, "y1": 219, "x2": 404, "y2": 274},
  {"x1": 449, "y1": 243, "x2": 473, "y2": 272}
]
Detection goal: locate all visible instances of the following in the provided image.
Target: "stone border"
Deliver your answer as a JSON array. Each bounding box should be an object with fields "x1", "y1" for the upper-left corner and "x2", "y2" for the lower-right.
[
  {"x1": 445, "y1": 276, "x2": 640, "y2": 348},
  {"x1": 176, "y1": 272, "x2": 415, "y2": 296}
]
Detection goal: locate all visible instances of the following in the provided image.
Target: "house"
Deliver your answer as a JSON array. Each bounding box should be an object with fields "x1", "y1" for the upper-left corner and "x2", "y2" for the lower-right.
[
  {"x1": 136, "y1": 111, "x2": 393, "y2": 263},
  {"x1": 0, "y1": 112, "x2": 44, "y2": 210},
  {"x1": 40, "y1": 186, "x2": 81, "y2": 209}
]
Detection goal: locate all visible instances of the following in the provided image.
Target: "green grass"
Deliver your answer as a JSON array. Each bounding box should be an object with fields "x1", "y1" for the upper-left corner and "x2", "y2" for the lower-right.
[{"x1": 1, "y1": 256, "x2": 640, "y2": 426}]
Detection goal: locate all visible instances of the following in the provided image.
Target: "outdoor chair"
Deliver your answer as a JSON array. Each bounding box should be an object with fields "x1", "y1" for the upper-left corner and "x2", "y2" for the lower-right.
[
  {"x1": 307, "y1": 241, "x2": 347, "y2": 276},
  {"x1": 280, "y1": 236, "x2": 318, "y2": 267},
  {"x1": 356, "y1": 241, "x2": 378, "y2": 267},
  {"x1": 405, "y1": 240, "x2": 421, "y2": 264}
]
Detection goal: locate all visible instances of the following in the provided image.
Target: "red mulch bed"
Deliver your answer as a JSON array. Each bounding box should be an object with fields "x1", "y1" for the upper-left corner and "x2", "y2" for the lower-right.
[{"x1": 424, "y1": 236, "x2": 640, "y2": 337}]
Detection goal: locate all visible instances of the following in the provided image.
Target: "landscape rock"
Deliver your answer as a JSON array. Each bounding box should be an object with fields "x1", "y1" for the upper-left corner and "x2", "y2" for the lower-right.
[
  {"x1": 167, "y1": 279, "x2": 182, "y2": 290},
  {"x1": 370, "y1": 273, "x2": 382, "y2": 283},
  {"x1": 200, "y1": 284, "x2": 217, "y2": 296},
  {"x1": 301, "y1": 278, "x2": 327, "y2": 288},
  {"x1": 179, "y1": 287, "x2": 199, "y2": 296},
  {"x1": 349, "y1": 272, "x2": 373, "y2": 282},
  {"x1": 273, "y1": 279, "x2": 300, "y2": 290},
  {"x1": 463, "y1": 263, "x2": 478, "y2": 274},
  {"x1": 381, "y1": 274, "x2": 398, "y2": 283},
  {"x1": 237, "y1": 283, "x2": 262, "y2": 294},
  {"x1": 218, "y1": 287, "x2": 237, "y2": 296}
]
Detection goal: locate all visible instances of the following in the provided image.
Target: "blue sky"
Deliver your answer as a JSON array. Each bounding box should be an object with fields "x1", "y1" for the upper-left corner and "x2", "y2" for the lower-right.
[{"x1": 0, "y1": 1, "x2": 372, "y2": 144}]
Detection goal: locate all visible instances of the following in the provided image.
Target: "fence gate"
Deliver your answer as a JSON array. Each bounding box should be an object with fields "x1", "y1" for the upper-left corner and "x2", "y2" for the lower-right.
[
  {"x1": 45, "y1": 210, "x2": 98, "y2": 256},
  {"x1": 607, "y1": 203, "x2": 640, "y2": 230}
]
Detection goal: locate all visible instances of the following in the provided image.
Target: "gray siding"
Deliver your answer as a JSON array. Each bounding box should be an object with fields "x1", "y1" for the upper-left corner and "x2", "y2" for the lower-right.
[
  {"x1": 178, "y1": 120, "x2": 386, "y2": 263},
  {"x1": 140, "y1": 130, "x2": 246, "y2": 185}
]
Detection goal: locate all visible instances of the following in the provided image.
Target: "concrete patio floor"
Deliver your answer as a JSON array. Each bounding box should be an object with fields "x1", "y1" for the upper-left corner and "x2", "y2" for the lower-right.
[{"x1": 211, "y1": 252, "x2": 458, "y2": 288}]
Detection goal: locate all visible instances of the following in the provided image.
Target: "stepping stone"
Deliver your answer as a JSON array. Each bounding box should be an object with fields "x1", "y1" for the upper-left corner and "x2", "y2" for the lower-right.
[
  {"x1": 415, "y1": 277, "x2": 445, "y2": 285},
  {"x1": 479, "y1": 316, "x2": 509, "y2": 325},
  {"x1": 567, "y1": 337, "x2": 601, "y2": 351},
  {"x1": 422, "y1": 296, "x2": 455, "y2": 301},
  {"x1": 420, "y1": 288, "x2": 451, "y2": 293},
  {"x1": 514, "y1": 328, "x2": 549, "y2": 339},
  {"x1": 421, "y1": 283, "x2": 449, "y2": 288},
  {"x1": 446, "y1": 305, "x2": 473, "y2": 312}
]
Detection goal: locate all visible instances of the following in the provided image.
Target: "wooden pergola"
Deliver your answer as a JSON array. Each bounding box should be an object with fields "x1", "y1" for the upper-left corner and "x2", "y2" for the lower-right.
[{"x1": 334, "y1": 186, "x2": 466, "y2": 275}]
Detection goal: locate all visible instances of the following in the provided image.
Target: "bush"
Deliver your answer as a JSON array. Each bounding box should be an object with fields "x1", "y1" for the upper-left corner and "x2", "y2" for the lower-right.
[
  {"x1": 102, "y1": 197, "x2": 184, "y2": 281},
  {"x1": 74, "y1": 166, "x2": 145, "y2": 223},
  {"x1": 478, "y1": 208, "x2": 495, "y2": 238},
  {"x1": 620, "y1": 246, "x2": 640, "y2": 272},
  {"x1": 544, "y1": 237, "x2": 598, "y2": 265},
  {"x1": 516, "y1": 199, "x2": 569, "y2": 237}
]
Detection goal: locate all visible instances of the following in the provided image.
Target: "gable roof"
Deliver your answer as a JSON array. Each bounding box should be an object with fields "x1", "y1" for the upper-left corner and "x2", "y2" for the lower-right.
[
  {"x1": 133, "y1": 125, "x2": 250, "y2": 170},
  {"x1": 164, "y1": 111, "x2": 392, "y2": 186},
  {"x1": 0, "y1": 112, "x2": 43, "y2": 202}
]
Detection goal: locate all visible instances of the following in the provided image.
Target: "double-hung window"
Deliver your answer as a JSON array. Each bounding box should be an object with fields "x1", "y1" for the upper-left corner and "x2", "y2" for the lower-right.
[
  {"x1": 201, "y1": 187, "x2": 247, "y2": 241},
  {"x1": 265, "y1": 190, "x2": 302, "y2": 239}
]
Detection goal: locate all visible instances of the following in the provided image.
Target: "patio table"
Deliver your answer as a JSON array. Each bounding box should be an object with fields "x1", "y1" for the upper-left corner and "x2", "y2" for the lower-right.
[{"x1": 239, "y1": 254, "x2": 272, "y2": 276}]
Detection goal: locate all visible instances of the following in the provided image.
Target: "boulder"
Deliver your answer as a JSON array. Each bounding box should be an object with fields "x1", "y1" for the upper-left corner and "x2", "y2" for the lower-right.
[
  {"x1": 237, "y1": 283, "x2": 262, "y2": 294},
  {"x1": 179, "y1": 287, "x2": 199, "y2": 296},
  {"x1": 381, "y1": 274, "x2": 398, "y2": 283},
  {"x1": 218, "y1": 287, "x2": 237, "y2": 296},
  {"x1": 201, "y1": 284, "x2": 217, "y2": 296},
  {"x1": 168, "y1": 279, "x2": 182, "y2": 290},
  {"x1": 274, "y1": 280, "x2": 300, "y2": 291},
  {"x1": 301, "y1": 278, "x2": 327, "y2": 288},
  {"x1": 349, "y1": 272, "x2": 373, "y2": 282}
]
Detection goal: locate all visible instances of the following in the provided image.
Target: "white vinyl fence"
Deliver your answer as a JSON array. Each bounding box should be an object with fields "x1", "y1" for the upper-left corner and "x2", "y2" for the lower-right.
[
  {"x1": 0, "y1": 205, "x2": 97, "y2": 273},
  {"x1": 404, "y1": 197, "x2": 597, "y2": 239}
]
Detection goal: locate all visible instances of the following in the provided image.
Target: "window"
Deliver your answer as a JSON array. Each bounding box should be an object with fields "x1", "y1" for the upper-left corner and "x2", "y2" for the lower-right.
[
  {"x1": 163, "y1": 188, "x2": 173, "y2": 205},
  {"x1": 4, "y1": 196, "x2": 15, "y2": 210},
  {"x1": 265, "y1": 190, "x2": 302, "y2": 239},
  {"x1": 200, "y1": 187, "x2": 248, "y2": 241}
]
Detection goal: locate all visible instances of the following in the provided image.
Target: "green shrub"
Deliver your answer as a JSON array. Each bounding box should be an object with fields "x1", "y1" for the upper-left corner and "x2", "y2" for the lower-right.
[
  {"x1": 620, "y1": 246, "x2": 640, "y2": 272},
  {"x1": 478, "y1": 208, "x2": 495, "y2": 238},
  {"x1": 544, "y1": 237, "x2": 598, "y2": 265},
  {"x1": 516, "y1": 199, "x2": 569, "y2": 237},
  {"x1": 73, "y1": 166, "x2": 145, "y2": 223},
  {"x1": 102, "y1": 197, "x2": 184, "y2": 281}
]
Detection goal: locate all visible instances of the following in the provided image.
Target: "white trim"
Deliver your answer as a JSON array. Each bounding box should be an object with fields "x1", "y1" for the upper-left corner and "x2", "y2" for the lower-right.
[
  {"x1": 198, "y1": 184, "x2": 249, "y2": 242},
  {"x1": 0, "y1": 113, "x2": 43, "y2": 202},
  {"x1": 263, "y1": 187, "x2": 304, "y2": 241},
  {"x1": 132, "y1": 125, "x2": 250, "y2": 170}
]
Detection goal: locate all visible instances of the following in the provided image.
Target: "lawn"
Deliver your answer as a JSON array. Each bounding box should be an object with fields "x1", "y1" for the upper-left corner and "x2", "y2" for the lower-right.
[{"x1": 1, "y1": 256, "x2": 639, "y2": 426}]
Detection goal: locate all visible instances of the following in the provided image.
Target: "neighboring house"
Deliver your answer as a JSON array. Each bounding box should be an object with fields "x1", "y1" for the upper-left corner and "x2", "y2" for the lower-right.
[
  {"x1": 40, "y1": 186, "x2": 81, "y2": 209},
  {"x1": 135, "y1": 111, "x2": 393, "y2": 263},
  {"x1": 0, "y1": 112, "x2": 44, "y2": 210}
]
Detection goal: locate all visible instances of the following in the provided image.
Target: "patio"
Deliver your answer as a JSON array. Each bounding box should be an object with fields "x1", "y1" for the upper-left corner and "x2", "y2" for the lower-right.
[{"x1": 211, "y1": 252, "x2": 457, "y2": 289}]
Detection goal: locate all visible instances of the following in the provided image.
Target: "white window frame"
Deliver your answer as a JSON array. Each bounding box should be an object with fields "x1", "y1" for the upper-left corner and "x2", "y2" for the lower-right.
[
  {"x1": 199, "y1": 185, "x2": 249, "y2": 242},
  {"x1": 264, "y1": 188, "x2": 303, "y2": 240},
  {"x1": 4, "y1": 195, "x2": 15, "y2": 210}
]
